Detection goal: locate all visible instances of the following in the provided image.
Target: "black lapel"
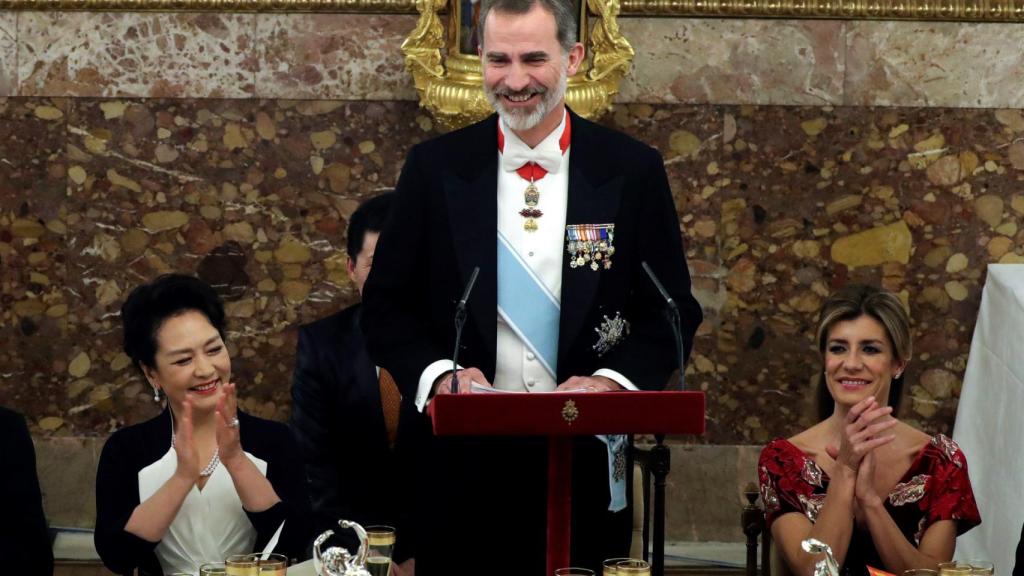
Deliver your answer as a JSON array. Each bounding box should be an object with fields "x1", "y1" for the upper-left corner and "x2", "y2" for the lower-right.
[
  {"x1": 352, "y1": 307, "x2": 386, "y2": 436},
  {"x1": 558, "y1": 111, "x2": 624, "y2": 372},
  {"x1": 444, "y1": 118, "x2": 499, "y2": 368}
]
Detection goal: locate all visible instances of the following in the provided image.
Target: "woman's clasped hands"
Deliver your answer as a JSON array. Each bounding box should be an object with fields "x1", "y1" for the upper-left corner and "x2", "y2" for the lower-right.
[{"x1": 826, "y1": 396, "x2": 898, "y2": 508}]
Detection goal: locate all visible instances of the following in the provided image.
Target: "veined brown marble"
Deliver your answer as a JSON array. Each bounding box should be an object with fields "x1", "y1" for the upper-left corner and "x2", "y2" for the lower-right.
[
  {"x1": 617, "y1": 19, "x2": 846, "y2": 106},
  {"x1": 55, "y1": 99, "x2": 436, "y2": 433},
  {"x1": 255, "y1": 14, "x2": 417, "y2": 101},
  {"x1": 4, "y1": 99, "x2": 1024, "y2": 447},
  {"x1": 609, "y1": 103, "x2": 1024, "y2": 443},
  {"x1": 0, "y1": 13, "x2": 15, "y2": 96},
  {"x1": 18, "y1": 12, "x2": 257, "y2": 98},
  {"x1": 0, "y1": 98, "x2": 69, "y2": 431},
  {"x1": 845, "y1": 21, "x2": 1024, "y2": 108}
]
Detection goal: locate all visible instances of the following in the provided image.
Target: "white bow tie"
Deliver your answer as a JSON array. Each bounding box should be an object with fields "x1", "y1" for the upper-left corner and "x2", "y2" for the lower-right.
[{"x1": 501, "y1": 138, "x2": 564, "y2": 176}]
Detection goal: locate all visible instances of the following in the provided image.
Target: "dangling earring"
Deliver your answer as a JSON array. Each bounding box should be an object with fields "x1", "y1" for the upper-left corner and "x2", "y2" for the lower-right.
[{"x1": 153, "y1": 388, "x2": 162, "y2": 403}]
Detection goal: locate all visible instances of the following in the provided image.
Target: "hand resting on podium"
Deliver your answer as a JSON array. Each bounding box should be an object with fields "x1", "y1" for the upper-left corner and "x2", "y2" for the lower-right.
[
  {"x1": 433, "y1": 370, "x2": 622, "y2": 396},
  {"x1": 432, "y1": 367, "x2": 492, "y2": 395},
  {"x1": 556, "y1": 375, "x2": 622, "y2": 392}
]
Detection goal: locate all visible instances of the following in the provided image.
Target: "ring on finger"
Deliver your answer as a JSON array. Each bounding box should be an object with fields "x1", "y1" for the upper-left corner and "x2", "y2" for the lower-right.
[{"x1": 227, "y1": 416, "x2": 240, "y2": 428}]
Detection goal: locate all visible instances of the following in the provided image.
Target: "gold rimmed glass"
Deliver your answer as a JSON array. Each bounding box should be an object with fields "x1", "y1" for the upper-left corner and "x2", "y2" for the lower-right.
[
  {"x1": 200, "y1": 562, "x2": 227, "y2": 576},
  {"x1": 226, "y1": 554, "x2": 259, "y2": 576},
  {"x1": 554, "y1": 569, "x2": 595, "y2": 576},
  {"x1": 939, "y1": 562, "x2": 974, "y2": 576},
  {"x1": 602, "y1": 558, "x2": 632, "y2": 576},
  {"x1": 615, "y1": 559, "x2": 651, "y2": 576},
  {"x1": 903, "y1": 570, "x2": 937, "y2": 576},
  {"x1": 258, "y1": 553, "x2": 288, "y2": 576},
  {"x1": 365, "y1": 526, "x2": 396, "y2": 576},
  {"x1": 968, "y1": 562, "x2": 994, "y2": 576}
]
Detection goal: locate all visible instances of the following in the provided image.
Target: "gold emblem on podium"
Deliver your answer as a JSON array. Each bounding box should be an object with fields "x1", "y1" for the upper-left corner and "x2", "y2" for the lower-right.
[
  {"x1": 401, "y1": 0, "x2": 634, "y2": 132},
  {"x1": 562, "y1": 399, "x2": 580, "y2": 424}
]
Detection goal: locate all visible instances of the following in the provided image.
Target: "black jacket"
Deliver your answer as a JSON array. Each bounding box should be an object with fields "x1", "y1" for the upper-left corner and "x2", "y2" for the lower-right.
[
  {"x1": 94, "y1": 409, "x2": 311, "y2": 575},
  {"x1": 0, "y1": 406, "x2": 53, "y2": 576},
  {"x1": 289, "y1": 304, "x2": 416, "y2": 561},
  {"x1": 363, "y1": 109, "x2": 702, "y2": 395}
]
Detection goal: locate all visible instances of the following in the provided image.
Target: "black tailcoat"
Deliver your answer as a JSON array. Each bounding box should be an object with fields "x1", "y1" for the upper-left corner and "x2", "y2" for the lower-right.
[{"x1": 363, "y1": 110, "x2": 703, "y2": 574}]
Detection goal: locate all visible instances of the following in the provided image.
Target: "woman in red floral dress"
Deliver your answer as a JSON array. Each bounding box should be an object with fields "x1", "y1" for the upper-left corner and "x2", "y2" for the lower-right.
[{"x1": 758, "y1": 285, "x2": 980, "y2": 576}]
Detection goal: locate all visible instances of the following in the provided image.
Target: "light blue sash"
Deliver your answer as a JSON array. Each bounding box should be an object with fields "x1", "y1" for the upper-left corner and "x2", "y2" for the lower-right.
[
  {"x1": 497, "y1": 233, "x2": 559, "y2": 379},
  {"x1": 497, "y1": 232, "x2": 626, "y2": 512}
]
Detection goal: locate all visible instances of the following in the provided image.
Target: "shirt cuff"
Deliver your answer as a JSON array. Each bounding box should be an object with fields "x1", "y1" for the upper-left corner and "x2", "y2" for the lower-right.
[
  {"x1": 593, "y1": 368, "x2": 637, "y2": 391},
  {"x1": 417, "y1": 359, "x2": 463, "y2": 412}
]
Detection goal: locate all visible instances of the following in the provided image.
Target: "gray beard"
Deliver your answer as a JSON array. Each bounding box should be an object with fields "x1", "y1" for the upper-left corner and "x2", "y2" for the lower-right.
[{"x1": 486, "y1": 70, "x2": 568, "y2": 133}]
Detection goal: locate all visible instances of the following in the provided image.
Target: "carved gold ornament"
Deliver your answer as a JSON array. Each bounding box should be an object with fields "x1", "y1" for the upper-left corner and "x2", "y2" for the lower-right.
[
  {"x1": 2, "y1": 0, "x2": 1021, "y2": 20},
  {"x1": 561, "y1": 399, "x2": 580, "y2": 424},
  {"x1": 0, "y1": 0, "x2": 419, "y2": 10},
  {"x1": 401, "y1": 0, "x2": 634, "y2": 131},
  {"x1": 619, "y1": 0, "x2": 1024, "y2": 19}
]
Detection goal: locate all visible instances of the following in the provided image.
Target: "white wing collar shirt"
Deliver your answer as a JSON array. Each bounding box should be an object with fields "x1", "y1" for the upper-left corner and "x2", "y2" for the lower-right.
[{"x1": 415, "y1": 111, "x2": 636, "y2": 410}]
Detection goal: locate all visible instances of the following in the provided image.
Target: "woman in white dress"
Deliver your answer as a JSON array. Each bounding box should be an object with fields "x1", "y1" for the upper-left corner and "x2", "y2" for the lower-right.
[{"x1": 95, "y1": 274, "x2": 311, "y2": 576}]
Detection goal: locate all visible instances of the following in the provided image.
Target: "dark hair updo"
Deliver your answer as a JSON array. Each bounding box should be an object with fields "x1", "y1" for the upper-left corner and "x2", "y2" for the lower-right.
[{"x1": 121, "y1": 274, "x2": 227, "y2": 372}]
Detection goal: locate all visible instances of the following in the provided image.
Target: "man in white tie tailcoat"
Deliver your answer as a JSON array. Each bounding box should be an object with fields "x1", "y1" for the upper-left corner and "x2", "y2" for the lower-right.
[{"x1": 363, "y1": 0, "x2": 703, "y2": 571}]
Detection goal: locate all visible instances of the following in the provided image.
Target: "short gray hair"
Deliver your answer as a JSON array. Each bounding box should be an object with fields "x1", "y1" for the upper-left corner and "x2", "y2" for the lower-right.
[{"x1": 478, "y1": 0, "x2": 578, "y2": 54}]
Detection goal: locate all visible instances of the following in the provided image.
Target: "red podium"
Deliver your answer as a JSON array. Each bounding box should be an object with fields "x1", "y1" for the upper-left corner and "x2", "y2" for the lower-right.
[{"x1": 432, "y1": 391, "x2": 705, "y2": 575}]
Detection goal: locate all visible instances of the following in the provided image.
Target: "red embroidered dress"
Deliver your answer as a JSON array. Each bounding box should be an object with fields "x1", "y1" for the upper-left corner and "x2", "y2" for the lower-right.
[{"x1": 758, "y1": 434, "x2": 981, "y2": 576}]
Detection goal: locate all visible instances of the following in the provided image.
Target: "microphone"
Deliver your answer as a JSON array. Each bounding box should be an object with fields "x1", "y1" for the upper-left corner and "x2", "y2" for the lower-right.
[
  {"x1": 451, "y1": 266, "x2": 480, "y2": 394},
  {"x1": 641, "y1": 261, "x2": 686, "y2": 391}
]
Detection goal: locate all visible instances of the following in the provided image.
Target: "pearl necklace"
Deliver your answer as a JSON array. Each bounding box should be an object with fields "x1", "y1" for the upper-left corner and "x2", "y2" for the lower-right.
[{"x1": 171, "y1": 434, "x2": 221, "y2": 477}]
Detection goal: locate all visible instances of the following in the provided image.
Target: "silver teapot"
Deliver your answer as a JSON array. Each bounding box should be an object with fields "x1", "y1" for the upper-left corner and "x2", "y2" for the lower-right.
[{"x1": 313, "y1": 520, "x2": 371, "y2": 576}]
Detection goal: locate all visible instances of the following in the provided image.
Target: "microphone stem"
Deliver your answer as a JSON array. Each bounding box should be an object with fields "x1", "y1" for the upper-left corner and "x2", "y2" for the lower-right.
[
  {"x1": 452, "y1": 305, "x2": 467, "y2": 394},
  {"x1": 670, "y1": 305, "x2": 685, "y2": 391}
]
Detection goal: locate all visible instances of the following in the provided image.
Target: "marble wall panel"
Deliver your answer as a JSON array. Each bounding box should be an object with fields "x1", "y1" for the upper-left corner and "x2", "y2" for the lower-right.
[
  {"x1": 18, "y1": 12, "x2": 257, "y2": 98},
  {"x1": 0, "y1": 13, "x2": 15, "y2": 97},
  {"x1": 35, "y1": 437, "x2": 103, "y2": 527},
  {"x1": 608, "y1": 103, "x2": 1024, "y2": 443},
  {"x1": 255, "y1": 14, "x2": 418, "y2": 101},
  {"x1": 616, "y1": 19, "x2": 846, "y2": 106},
  {"x1": 845, "y1": 21, "x2": 1024, "y2": 109},
  {"x1": 0, "y1": 98, "x2": 69, "y2": 433},
  {"x1": 4, "y1": 100, "x2": 1024, "y2": 448},
  {"x1": 5, "y1": 12, "x2": 1024, "y2": 109},
  {"x1": 660, "y1": 444, "x2": 761, "y2": 542},
  {"x1": 55, "y1": 99, "x2": 438, "y2": 433}
]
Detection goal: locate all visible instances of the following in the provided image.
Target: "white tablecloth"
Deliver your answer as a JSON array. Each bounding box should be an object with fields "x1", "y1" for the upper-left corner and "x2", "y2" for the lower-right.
[{"x1": 952, "y1": 264, "x2": 1024, "y2": 574}]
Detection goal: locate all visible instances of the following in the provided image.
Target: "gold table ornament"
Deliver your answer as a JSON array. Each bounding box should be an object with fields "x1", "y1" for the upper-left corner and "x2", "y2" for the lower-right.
[{"x1": 401, "y1": 0, "x2": 634, "y2": 131}]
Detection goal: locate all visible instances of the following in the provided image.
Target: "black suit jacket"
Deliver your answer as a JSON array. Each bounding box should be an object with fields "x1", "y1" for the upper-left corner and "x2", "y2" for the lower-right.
[
  {"x1": 0, "y1": 406, "x2": 53, "y2": 576},
  {"x1": 289, "y1": 304, "x2": 415, "y2": 561},
  {"x1": 363, "y1": 109, "x2": 702, "y2": 395}
]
